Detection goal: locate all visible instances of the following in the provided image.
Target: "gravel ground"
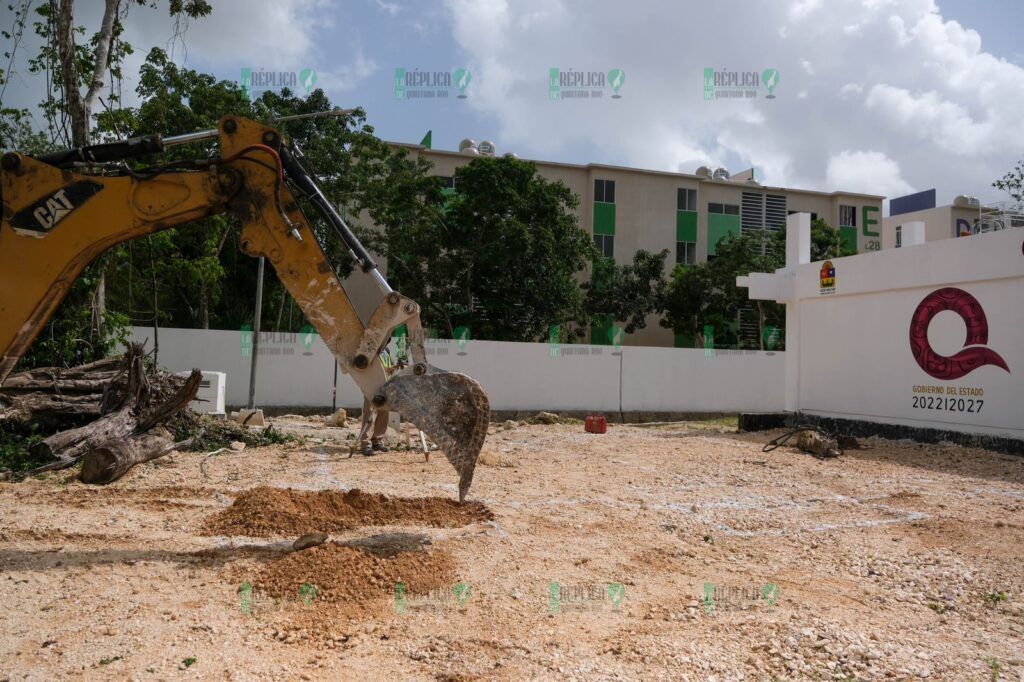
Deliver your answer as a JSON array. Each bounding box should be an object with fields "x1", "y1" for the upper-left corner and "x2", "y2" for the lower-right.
[{"x1": 0, "y1": 416, "x2": 1022, "y2": 680}]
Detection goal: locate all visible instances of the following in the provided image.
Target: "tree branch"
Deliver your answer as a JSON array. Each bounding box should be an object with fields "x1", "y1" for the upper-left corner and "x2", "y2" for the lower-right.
[{"x1": 83, "y1": 0, "x2": 120, "y2": 110}]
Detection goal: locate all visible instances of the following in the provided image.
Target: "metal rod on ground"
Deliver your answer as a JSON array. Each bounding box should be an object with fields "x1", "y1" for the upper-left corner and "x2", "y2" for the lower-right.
[
  {"x1": 247, "y1": 256, "x2": 265, "y2": 410},
  {"x1": 332, "y1": 361, "x2": 338, "y2": 412}
]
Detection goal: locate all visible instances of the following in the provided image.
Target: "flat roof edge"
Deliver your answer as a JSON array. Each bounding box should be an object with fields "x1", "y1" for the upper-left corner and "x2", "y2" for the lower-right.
[{"x1": 391, "y1": 142, "x2": 885, "y2": 200}]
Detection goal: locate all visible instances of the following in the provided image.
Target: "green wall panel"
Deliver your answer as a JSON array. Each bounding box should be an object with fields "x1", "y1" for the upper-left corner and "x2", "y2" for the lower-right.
[
  {"x1": 593, "y1": 202, "x2": 616, "y2": 235},
  {"x1": 707, "y1": 214, "x2": 740, "y2": 255},
  {"x1": 840, "y1": 226, "x2": 857, "y2": 253},
  {"x1": 676, "y1": 210, "x2": 697, "y2": 242}
]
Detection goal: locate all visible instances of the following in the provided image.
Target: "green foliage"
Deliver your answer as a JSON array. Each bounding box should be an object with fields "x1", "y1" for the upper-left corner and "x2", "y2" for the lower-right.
[
  {"x1": 19, "y1": 260, "x2": 130, "y2": 370},
  {"x1": 770, "y1": 218, "x2": 855, "y2": 261},
  {"x1": 985, "y1": 656, "x2": 1002, "y2": 681},
  {"x1": 661, "y1": 232, "x2": 783, "y2": 349},
  {"x1": 174, "y1": 414, "x2": 296, "y2": 451},
  {"x1": 366, "y1": 155, "x2": 597, "y2": 341},
  {"x1": 994, "y1": 161, "x2": 1024, "y2": 203},
  {"x1": 0, "y1": 424, "x2": 47, "y2": 475},
  {"x1": 584, "y1": 250, "x2": 669, "y2": 334},
  {"x1": 983, "y1": 590, "x2": 1008, "y2": 605}
]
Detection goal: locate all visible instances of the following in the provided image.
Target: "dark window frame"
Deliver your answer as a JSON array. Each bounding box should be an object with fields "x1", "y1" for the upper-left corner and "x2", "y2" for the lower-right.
[
  {"x1": 676, "y1": 240, "x2": 696, "y2": 265},
  {"x1": 595, "y1": 179, "x2": 616, "y2": 204},
  {"x1": 594, "y1": 233, "x2": 615, "y2": 258},
  {"x1": 677, "y1": 188, "x2": 697, "y2": 212},
  {"x1": 840, "y1": 204, "x2": 857, "y2": 227}
]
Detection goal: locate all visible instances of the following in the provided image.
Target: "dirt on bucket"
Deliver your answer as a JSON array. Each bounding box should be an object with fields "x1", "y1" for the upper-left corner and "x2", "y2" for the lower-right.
[{"x1": 203, "y1": 486, "x2": 494, "y2": 537}]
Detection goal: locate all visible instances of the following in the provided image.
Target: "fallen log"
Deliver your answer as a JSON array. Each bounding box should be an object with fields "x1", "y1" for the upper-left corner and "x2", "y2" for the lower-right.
[
  {"x1": 0, "y1": 355, "x2": 124, "y2": 428},
  {"x1": 18, "y1": 342, "x2": 202, "y2": 478},
  {"x1": 0, "y1": 392, "x2": 103, "y2": 427},
  {"x1": 80, "y1": 429, "x2": 199, "y2": 484}
]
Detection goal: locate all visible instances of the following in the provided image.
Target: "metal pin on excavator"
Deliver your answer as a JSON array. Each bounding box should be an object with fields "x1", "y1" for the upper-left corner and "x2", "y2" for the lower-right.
[{"x1": 0, "y1": 113, "x2": 489, "y2": 501}]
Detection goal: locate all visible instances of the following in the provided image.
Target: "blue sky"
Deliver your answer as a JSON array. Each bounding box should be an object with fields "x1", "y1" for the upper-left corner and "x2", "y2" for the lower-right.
[{"x1": 3, "y1": 0, "x2": 1024, "y2": 209}]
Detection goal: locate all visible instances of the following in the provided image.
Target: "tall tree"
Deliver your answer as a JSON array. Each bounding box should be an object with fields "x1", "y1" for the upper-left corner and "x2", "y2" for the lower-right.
[
  {"x1": 365, "y1": 155, "x2": 598, "y2": 341},
  {"x1": 583, "y1": 249, "x2": 669, "y2": 335},
  {"x1": 662, "y1": 232, "x2": 783, "y2": 350}
]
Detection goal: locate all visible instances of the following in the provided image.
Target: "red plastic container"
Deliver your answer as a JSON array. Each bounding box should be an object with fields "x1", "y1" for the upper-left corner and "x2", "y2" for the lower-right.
[{"x1": 585, "y1": 415, "x2": 608, "y2": 434}]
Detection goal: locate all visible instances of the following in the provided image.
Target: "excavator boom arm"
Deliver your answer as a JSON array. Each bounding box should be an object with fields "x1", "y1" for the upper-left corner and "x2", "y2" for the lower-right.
[{"x1": 0, "y1": 116, "x2": 488, "y2": 500}]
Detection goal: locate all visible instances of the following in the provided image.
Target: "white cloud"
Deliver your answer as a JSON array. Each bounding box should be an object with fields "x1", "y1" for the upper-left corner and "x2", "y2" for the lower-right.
[
  {"x1": 441, "y1": 0, "x2": 1024, "y2": 205},
  {"x1": 826, "y1": 150, "x2": 914, "y2": 198},
  {"x1": 373, "y1": 0, "x2": 401, "y2": 16},
  {"x1": 838, "y1": 83, "x2": 863, "y2": 98},
  {"x1": 124, "y1": 0, "x2": 338, "y2": 71}
]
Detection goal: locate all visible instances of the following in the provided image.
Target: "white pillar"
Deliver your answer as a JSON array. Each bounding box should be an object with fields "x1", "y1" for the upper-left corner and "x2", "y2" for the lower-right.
[
  {"x1": 786, "y1": 212, "x2": 811, "y2": 266},
  {"x1": 781, "y1": 213, "x2": 810, "y2": 413}
]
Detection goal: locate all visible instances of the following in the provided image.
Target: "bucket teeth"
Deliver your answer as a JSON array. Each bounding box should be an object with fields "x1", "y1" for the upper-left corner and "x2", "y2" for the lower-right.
[{"x1": 383, "y1": 367, "x2": 489, "y2": 501}]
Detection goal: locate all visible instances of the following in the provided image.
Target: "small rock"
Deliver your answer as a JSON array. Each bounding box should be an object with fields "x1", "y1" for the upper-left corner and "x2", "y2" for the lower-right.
[
  {"x1": 292, "y1": 532, "x2": 328, "y2": 551},
  {"x1": 234, "y1": 409, "x2": 265, "y2": 427},
  {"x1": 530, "y1": 411, "x2": 560, "y2": 425},
  {"x1": 229, "y1": 441, "x2": 246, "y2": 451},
  {"x1": 326, "y1": 408, "x2": 347, "y2": 427}
]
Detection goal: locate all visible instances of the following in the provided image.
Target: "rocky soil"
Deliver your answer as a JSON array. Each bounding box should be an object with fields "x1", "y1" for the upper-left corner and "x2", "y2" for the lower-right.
[{"x1": 1, "y1": 416, "x2": 1022, "y2": 680}]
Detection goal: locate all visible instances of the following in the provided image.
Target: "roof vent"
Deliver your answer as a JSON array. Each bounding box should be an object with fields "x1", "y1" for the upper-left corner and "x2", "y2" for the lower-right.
[{"x1": 712, "y1": 167, "x2": 730, "y2": 180}]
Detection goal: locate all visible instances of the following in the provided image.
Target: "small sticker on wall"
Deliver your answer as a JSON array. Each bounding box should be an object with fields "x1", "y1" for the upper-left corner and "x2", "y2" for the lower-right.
[{"x1": 819, "y1": 260, "x2": 836, "y2": 295}]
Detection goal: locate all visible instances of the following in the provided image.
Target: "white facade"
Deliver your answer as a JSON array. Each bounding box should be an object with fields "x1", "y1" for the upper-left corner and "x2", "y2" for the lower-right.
[{"x1": 741, "y1": 214, "x2": 1024, "y2": 440}]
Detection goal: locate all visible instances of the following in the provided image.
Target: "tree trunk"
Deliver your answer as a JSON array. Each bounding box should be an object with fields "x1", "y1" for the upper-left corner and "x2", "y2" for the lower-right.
[
  {"x1": 29, "y1": 405, "x2": 136, "y2": 470},
  {"x1": 54, "y1": 0, "x2": 121, "y2": 332},
  {"x1": 80, "y1": 429, "x2": 196, "y2": 484},
  {"x1": 14, "y1": 343, "x2": 202, "y2": 478},
  {"x1": 92, "y1": 270, "x2": 106, "y2": 339}
]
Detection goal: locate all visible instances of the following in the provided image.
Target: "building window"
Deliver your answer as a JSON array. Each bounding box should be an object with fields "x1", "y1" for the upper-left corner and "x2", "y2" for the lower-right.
[
  {"x1": 677, "y1": 188, "x2": 697, "y2": 212},
  {"x1": 594, "y1": 234, "x2": 614, "y2": 258},
  {"x1": 840, "y1": 205, "x2": 857, "y2": 227},
  {"x1": 438, "y1": 175, "x2": 455, "y2": 189},
  {"x1": 708, "y1": 202, "x2": 739, "y2": 215},
  {"x1": 895, "y1": 225, "x2": 902, "y2": 248},
  {"x1": 594, "y1": 179, "x2": 615, "y2": 204},
  {"x1": 676, "y1": 241, "x2": 696, "y2": 265}
]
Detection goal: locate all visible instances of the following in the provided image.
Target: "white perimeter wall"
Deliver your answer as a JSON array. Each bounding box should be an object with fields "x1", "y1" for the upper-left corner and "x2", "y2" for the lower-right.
[
  {"x1": 744, "y1": 220, "x2": 1024, "y2": 440},
  {"x1": 126, "y1": 328, "x2": 784, "y2": 413}
]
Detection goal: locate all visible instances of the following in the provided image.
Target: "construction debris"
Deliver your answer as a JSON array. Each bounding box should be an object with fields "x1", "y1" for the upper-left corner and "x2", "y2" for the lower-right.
[
  {"x1": 529, "y1": 411, "x2": 560, "y2": 425},
  {"x1": 795, "y1": 429, "x2": 842, "y2": 459},
  {"x1": 232, "y1": 409, "x2": 266, "y2": 427},
  {"x1": 1, "y1": 343, "x2": 201, "y2": 481},
  {"x1": 763, "y1": 425, "x2": 843, "y2": 460}
]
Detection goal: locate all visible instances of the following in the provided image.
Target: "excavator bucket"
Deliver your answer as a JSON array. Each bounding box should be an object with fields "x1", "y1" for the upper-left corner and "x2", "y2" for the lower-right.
[{"x1": 383, "y1": 365, "x2": 489, "y2": 502}]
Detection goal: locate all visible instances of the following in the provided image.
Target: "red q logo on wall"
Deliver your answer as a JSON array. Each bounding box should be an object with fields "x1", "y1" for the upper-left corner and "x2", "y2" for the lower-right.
[{"x1": 909, "y1": 287, "x2": 1010, "y2": 380}]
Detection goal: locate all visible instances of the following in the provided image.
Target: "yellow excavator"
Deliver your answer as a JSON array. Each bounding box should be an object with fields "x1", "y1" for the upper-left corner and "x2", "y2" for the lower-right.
[{"x1": 0, "y1": 114, "x2": 489, "y2": 501}]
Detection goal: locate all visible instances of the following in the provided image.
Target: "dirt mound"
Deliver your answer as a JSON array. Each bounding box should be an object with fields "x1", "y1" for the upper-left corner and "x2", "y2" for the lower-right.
[
  {"x1": 249, "y1": 541, "x2": 457, "y2": 606},
  {"x1": 203, "y1": 486, "x2": 493, "y2": 537}
]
